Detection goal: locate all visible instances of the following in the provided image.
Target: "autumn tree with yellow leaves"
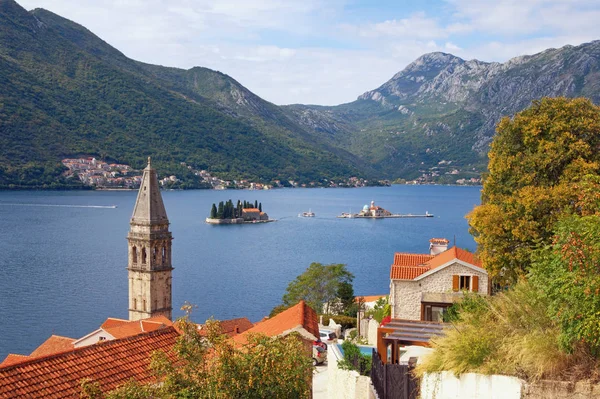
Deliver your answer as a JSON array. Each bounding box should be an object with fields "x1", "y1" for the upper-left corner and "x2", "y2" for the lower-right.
[{"x1": 468, "y1": 97, "x2": 600, "y2": 284}]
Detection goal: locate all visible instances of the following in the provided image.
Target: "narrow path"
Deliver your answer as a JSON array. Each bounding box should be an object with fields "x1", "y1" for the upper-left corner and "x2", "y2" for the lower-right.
[{"x1": 312, "y1": 362, "x2": 328, "y2": 398}]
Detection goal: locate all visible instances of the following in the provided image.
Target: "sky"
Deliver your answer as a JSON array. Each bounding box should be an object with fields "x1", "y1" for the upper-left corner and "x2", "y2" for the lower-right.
[{"x1": 16, "y1": 0, "x2": 600, "y2": 105}]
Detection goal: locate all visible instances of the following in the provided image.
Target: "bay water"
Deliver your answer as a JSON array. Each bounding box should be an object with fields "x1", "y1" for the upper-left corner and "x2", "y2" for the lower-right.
[{"x1": 0, "y1": 185, "x2": 480, "y2": 359}]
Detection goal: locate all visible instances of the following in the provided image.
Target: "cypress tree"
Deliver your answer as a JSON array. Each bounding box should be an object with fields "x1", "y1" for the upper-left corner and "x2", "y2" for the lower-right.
[
  {"x1": 259, "y1": 202, "x2": 262, "y2": 212},
  {"x1": 210, "y1": 203, "x2": 217, "y2": 218},
  {"x1": 217, "y1": 201, "x2": 224, "y2": 219},
  {"x1": 254, "y1": 200, "x2": 258, "y2": 209}
]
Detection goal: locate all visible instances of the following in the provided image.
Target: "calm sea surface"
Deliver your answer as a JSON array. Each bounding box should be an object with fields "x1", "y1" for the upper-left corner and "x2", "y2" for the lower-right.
[{"x1": 0, "y1": 185, "x2": 480, "y2": 359}]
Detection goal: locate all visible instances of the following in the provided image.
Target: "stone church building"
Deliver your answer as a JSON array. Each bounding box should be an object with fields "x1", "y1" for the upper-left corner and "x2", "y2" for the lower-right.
[{"x1": 127, "y1": 158, "x2": 173, "y2": 321}]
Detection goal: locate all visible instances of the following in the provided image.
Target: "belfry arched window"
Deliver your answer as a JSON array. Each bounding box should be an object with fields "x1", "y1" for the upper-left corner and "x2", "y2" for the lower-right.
[
  {"x1": 153, "y1": 247, "x2": 157, "y2": 263},
  {"x1": 142, "y1": 248, "x2": 147, "y2": 264},
  {"x1": 132, "y1": 246, "x2": 138, "y2": 264}
]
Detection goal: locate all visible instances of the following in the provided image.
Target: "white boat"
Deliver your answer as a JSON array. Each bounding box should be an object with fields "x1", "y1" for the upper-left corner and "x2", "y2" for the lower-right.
[{"x1": 299, "y1": 209, "x2": 315, "y2": 217}]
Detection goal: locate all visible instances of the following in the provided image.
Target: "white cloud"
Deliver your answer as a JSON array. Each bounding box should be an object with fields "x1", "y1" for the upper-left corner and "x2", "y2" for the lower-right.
[
  {"x1": 359, "y1": 13, "x2": 447, "y2": 40},
  {"x1": 13, "y1": 0, "x2": 600, "y2": 105}
]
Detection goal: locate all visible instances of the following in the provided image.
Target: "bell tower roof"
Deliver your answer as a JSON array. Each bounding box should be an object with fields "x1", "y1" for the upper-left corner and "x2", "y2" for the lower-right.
[{"x1": 131, "y1": 157, "x2": 168, "y2": 224}]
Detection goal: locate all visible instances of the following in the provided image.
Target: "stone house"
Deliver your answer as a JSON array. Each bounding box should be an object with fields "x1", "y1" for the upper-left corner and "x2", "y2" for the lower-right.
[
  {"x1": 241, "y1": 207, "x2": 269, "y2": 221},
  {"x1": 389, "y1": 238, "x2": 489, "y2": 322}
]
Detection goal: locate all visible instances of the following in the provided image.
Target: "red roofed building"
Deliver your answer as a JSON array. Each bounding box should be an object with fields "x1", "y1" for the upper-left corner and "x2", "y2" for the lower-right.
[
  {"x1": 233, "y1": 300, "x2": 319, "y2": 346},
  {"x1": 0, "y1": 327, "x2": 179, "y2": 398},
  {"x1": 389, "y1": 238, "x2": 489, "y2": 322},
  {"x1": 73, "y1": 315, "x2": 173, "y2": 348},
  {"x1": 241, "y1": 208, "x2": 269, "y2": 221}
]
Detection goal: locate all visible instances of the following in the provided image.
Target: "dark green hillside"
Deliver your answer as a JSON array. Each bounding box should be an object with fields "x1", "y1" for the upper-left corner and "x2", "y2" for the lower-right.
[{"x1": 0, "y1": 0, "x2": 363, "y2": 188}]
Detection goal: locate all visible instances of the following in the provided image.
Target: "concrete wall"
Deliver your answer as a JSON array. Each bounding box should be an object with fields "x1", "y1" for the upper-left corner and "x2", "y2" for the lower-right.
[
  {"x1": 421, "y1": 372, "x2": 523, "y2": 399},
  {"x1": 367, "y1": 319, "x2": 379, "y2": 346},
  {"x1": 327, "y1": 344, "x2": 376, "y2": 399},
  {"x1": 391, "y1": 262, "x2": 489, "y2": 320}
]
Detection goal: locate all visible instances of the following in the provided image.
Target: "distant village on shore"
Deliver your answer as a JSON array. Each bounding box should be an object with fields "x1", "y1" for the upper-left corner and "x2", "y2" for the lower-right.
[{"x1": 61, "y1": 157, "x2": 480, "y2": 190}]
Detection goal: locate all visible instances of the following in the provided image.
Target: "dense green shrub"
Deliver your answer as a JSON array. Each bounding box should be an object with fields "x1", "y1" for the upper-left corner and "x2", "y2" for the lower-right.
[{"x1": 338, "y1": 340, "x2": 371, "y2": 376}]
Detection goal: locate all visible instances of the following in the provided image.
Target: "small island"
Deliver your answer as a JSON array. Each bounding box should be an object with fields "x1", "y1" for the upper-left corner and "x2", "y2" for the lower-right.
[
  {"x1": 206, "y1": 200, "x2": 274, "y2": 224},
  {"x1": 338, "y1": 200, "x2": 433, "y2": 218}
]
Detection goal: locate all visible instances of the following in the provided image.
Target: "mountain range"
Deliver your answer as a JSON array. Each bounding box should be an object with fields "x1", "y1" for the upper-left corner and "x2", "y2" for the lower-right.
[{"x1": 1, "y1": 0, "x2": 600, "y2": 188}]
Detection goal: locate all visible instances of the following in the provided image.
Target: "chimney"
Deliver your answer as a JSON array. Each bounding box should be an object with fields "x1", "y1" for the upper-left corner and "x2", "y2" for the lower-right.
[{"x1": 429, "y1": 238, "x2": 449, "y2": 255}]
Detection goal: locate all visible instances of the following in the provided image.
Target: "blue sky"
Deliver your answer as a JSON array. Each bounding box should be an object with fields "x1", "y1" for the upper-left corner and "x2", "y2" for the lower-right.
[{"x1": 17, "y1": 0, "x2": 600, "y2": 105}]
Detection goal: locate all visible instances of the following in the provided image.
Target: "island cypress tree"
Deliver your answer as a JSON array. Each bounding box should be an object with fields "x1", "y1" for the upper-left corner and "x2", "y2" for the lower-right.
[
  {"x1": 210, "y1": 203, "x2": 217, "y2": 219},
  {"x1": 217, "y1": 201, "x2": 224, "y2": 219},
  {"x1": 259, "y1": 202, "x2": 262, "y2": 212}
]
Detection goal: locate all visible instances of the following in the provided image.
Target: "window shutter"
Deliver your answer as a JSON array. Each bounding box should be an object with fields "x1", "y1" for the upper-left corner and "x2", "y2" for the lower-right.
[
  {"x1": 472, "y1": 276, "x2": 479, "y2": 292},
  {"x1": 452, "y1": 275, "x2": 459, "y2": 292}
]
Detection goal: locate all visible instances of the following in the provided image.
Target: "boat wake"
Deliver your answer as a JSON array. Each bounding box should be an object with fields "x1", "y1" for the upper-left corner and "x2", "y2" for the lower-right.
[{"x1": 0, "y1": 203, "x2": 117, "y2": 209}]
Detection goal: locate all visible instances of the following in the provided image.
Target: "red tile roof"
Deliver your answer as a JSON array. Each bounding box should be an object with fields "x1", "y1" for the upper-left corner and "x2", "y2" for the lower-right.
[
  {"x1": 29, "y1": 335, "x2": 75, "y2": 358},
  {"x1": 0, "y1": 327, "x2": 179, "y2": 398},
  {"x1": 355, "y1": 295, "x2": 387, "y2": 303},
  {"x1": 100, "y1": 317, "x2": 128, "y2": 329},
  {"x1": 390, "y1": 246, "x2": 484, "y2": 281},
  {"x1": 392, "y1": 253, "x2": 434, "y2": 267},
  {"x1": 233, "y1": 301, "x2": 318, "y2": 345},
  {"x1": 0, "y1": 354, "x2": 31, "y2": 368},
  {"x1": 429, "y1": 238, "x2": 450, "y2": 244},
  {"x1": 218, "y1": 317, "x2": 254, "y2": 337},
  {"x1": 102, "y1": 315, "x2": 173, "y2": 339}
]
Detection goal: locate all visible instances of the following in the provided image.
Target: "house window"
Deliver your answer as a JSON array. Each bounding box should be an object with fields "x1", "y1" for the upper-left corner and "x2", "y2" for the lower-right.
[
  {"x1": 421, "y1": 303, "x2": 452, "y2": 322},
  {"x1": 459, "y1": 276, "x2": 471, "y2": 291},
  {"x1": 452, "y1": 275, "x2": 479, "y2": 292}
]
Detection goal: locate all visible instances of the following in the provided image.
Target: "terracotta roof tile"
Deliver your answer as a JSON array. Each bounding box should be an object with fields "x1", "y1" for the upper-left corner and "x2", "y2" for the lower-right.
[
  {"x1": 0, "y1": 327, "x2": 179, "y2": 398},
  {"x1": 29, "y1": 336, "x2": 75, "y2": 358},
  {"x1": 390, "y1": 265, "x2": 431, "y2": 280},
  {"x1": 392, "y1": 253, "x2": 434, "y2": 267},
  {"x1": 355, "y1": 295, "x2": 387, "y2": 303},
  {"x1": 390, "y1": 247, "x2": 484, "y2": 281},
  {"x1": 429, "y1": 238, "x2": 450, "y2": 244},
  {"x1": 217, "y1": 318, "x2": 254, "y2": 337},
  {"x1": 233, "y1": 301, "x2": 318, "y2": 345},
  {"x1": 100, "y1": 317, "x2": 128, "y2": 329},
  {"x1": 0, "y1": 354, "x2": 31, "y2": 368},
  {"x1": 103, "y1": 315, "x2": 173, "y2": 339},
  {"x1": 424, "y1": 247, "x2": 483, "y2": 270}
]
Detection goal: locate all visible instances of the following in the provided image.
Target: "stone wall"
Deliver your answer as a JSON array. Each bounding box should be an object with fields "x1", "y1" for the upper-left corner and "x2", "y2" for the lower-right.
[
  {"x1": 422, "y1": 372, "x2": 600, "y2": 399},
  {"x1": 391, "y1": 262, "x2": 489, "y2": 320},
  {"x1": 524, "y1": 380, "x2": 600, "y2": 398},
  {"x1": 327, "y1": 344, "x2": 376, "y2": 399}
]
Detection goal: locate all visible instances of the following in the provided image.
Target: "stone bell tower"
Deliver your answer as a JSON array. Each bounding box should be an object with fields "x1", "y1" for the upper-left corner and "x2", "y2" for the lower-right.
[{"x1": 127, "y1": 157, "x2": 173, "y2": 321}]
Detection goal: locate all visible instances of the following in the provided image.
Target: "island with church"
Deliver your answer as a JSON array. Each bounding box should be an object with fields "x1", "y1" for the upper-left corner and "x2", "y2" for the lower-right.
[{"x1": 205, "y1": 199, "x2": 274, "y2": 224}]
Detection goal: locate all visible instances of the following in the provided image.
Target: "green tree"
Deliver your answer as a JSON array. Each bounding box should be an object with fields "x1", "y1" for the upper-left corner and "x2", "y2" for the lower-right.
[
  {"x1": 210, "y1": 203, "x2": 217, "y2": 219},
  {"x1": 336, "y1": 281, "x2": 355, "y2": 316},
  {"x1": 530, "y1": 215, "x2": 600, "y2": 355},
  {"x1": 217, "y1": 201, "x2": 224, "y2": 219},
  {"x1": 281, "y1": 262, "x2": 354, "y2": 314},
  {"x1": 467, "y1": 97, "x2": 600, "y2": 284},
  {"x1": 96, "y1": 315, "x2": 313, "y2": 398}
]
